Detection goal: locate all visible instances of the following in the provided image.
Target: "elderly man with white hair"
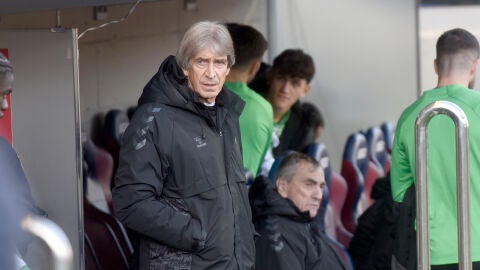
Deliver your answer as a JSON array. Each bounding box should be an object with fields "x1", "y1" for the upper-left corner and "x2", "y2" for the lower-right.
[{"x1": 112, "y1": 21, "x2": 255, "y2": 269}]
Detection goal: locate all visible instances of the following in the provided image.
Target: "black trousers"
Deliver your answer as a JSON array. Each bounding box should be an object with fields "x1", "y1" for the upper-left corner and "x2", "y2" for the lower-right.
[{"x1": 432, "y1": 262, "x2": 480, "y2": 270}]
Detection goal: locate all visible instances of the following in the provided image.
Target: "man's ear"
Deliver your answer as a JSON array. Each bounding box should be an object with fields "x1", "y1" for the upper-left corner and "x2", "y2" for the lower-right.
[
  {"x1": 276, "y1": 178, "x2": 288, "y2": 198},
  {"x1": 470, "y1": 58, "x2": 478, "y2": 77},
  {"x1": 434, "y1": 59, "x2": 439, "y2": 76},
  {"x1": 182, "y1": 68, "x2": 189, "y2": 77},
  {"x1": 248, "y1": 60, "x2": 262, "y2": 81},
  {"x1": 300, "y1": 84, "x2": 311, "y2": 98}
]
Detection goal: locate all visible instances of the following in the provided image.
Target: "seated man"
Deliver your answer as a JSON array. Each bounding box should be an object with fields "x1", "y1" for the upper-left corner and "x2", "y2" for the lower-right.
[
  {"x1": 249, "y1": 152, "x2": 347, "y2": 270},
  {"x1": 266, "y1": 49, "x2": 320, "y2": 157},
  {"x1": 224, "y1": 23, "x2": 272, "y2": 176}
]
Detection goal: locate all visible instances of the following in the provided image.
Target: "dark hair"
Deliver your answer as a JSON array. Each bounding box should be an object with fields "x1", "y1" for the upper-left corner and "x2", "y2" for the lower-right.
[
  {"x1": 436, "y1": 28, "x2": 480, "y2": 74},
  {"x1": 226, "y1": 23, "x2": 268, "y2": 68},
  {"x1": 271, "y1": 49, "x2": 315, "y2": 82},
  {"x1": 248, "y1": 62, "x2": 271, "y2": 96},
  {"x1": 277, "y1": 152, "x2": 319, "y2": 182},
  {"x1": 301, "y1": 102, "x2": 324, "y2": 128}
]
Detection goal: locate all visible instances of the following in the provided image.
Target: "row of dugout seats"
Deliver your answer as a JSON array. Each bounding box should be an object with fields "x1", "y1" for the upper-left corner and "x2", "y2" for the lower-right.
[
  {"x1": 82, "y1": 108, "x2": 133, "y2": 269},
  {"x1": 84, "y1": 105, "x2": 396, "y2": 269},
  {"x1": 267, "y1": 121, "x2": 395, "y2": 269}
]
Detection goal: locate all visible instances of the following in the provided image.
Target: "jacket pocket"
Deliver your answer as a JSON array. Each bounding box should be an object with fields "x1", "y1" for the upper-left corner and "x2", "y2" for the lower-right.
[{"x1": 140, "y1": 236, "x2": 193, "y2": 269}]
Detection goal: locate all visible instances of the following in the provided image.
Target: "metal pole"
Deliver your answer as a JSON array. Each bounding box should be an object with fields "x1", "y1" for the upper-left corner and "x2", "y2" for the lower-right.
[
  {"x1": 415, "y1": 100, "x2": 471, "y2": 270},
  {"x1": 21, "y1": 215, "x2": 73, "y2": 270}
]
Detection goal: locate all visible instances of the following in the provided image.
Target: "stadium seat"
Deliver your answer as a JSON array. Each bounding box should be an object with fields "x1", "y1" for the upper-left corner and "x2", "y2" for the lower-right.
[
  {"x1": 84, "y1": 234, "x2": 101, "y2": 270},
  {"x1": 330, "y1": 171, "x2": 353, "y2": 247},
  {"x1": 340, "y1": 133, "x2": 369, "y2": 234},
  {"x1": 364, "y1": 160, "x2": 384, "y2": 207},
  {"x1": 364, "y1": 126, "x2": 390, "y2": 205},
  {"x1": 83, "y1": 138, "x2": 115, "y2": 213},
  {"x1": 84, "y1": 198, "x2": 133, "y2": 270},
  {"x1": 381, "y1": 121, "x2": 396, "y2": 153},
  {"x1": 365, "y1": 126, "x2": 391, "y2": 175},
  {"x1": 103, "y1": 109, "x2": 129, "y2": 186}
]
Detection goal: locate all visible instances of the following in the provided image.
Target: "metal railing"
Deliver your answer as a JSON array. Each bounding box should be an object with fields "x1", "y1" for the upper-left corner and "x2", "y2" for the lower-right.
[
  {"x1": 415, "y1": 100, "x2": 471, "y2": 270},
  {"x1": 21, "y1": 215, "x2": 73, "y2": 270}
]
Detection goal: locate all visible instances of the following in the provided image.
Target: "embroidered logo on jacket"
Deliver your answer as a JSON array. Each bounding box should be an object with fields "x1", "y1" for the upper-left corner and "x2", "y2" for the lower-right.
[{"x1": 194, "y1": 136, "x2": 207, "y2": 148}]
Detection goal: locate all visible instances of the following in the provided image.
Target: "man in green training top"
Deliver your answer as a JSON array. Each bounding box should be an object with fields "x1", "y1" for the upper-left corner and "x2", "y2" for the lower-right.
[
  {"x1": 225, "y1": 23, "x2": 272, "y2": 176},
  {"x1": 391, "y1": 28, "x2": 480, "y2": 270}
]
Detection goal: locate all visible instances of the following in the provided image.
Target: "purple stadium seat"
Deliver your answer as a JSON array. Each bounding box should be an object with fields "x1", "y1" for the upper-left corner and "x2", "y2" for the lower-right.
[{"x1": 340, "y1": 133, "x2": 369, "y2": 234}]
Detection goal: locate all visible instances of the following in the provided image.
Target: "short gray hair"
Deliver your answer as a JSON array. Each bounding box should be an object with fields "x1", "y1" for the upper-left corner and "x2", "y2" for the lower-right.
[
  {"x1": 277, "y1": 152, "x2": 320, "y2": 182},
  {"x1": 176, "y1": 21, "x2": 235, "y2": 69},
  {"x1": 0, "y1": 54, "x2": 13, "y2": 89}
]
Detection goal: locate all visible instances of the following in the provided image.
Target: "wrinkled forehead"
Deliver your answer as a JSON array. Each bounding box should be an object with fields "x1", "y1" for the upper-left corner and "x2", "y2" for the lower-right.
[{"x1": 190, "y1": 47, "x2": 228, "y2": 61}]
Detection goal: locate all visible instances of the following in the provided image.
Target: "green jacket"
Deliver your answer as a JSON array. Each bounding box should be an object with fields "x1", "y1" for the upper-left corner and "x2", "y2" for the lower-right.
[
  {"x1": 391, "y1": 84, "x2": 480, "y2": 265},
  {"x1": 225, "y1": 82, "x2": 273, "y2": 176}
]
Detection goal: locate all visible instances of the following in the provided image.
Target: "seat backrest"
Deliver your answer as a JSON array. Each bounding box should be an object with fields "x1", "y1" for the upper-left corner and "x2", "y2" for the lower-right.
[
  {"x1": 381, "y1": 121, "x2": 396, "y2": 153},
  {"x1": 330, "y1": 171, "x2": 353, "y2": 248},
  {"x1": 364, "y1": 161, "x2": 384, "y2": 207},
  {"x1": 340, "y1": 133, "x2": 369, "y2": 233},
  {"x1": 329, "y1": 237, "x2": 355, "y2": 270},
  {"x1": 84, "y1": 234, "x2": 101, "y2": 270},
  {"x1": 268, "y1": 151, "x2": 294, "y2": 184},
  {"x1": 364, "y1": 127, "x2": 390, "y2": 206},
  {"x1": 366, "y1": 126, "x2": 391, "y2": 175},
  {"x1": 103, "y1": 109, "x2": 130, "y2": 183},
  {"x1": 83, "y1": 138, "x2": 115, "y2": 213},
  {"x1": 84, "y1": 198, "x2": 133, "y2": 270}
]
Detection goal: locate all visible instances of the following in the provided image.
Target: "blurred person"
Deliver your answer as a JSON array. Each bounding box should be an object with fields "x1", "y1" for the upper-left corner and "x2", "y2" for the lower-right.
[
  {"x1": 0, "y1": 54, "x2": 45, "y2": 270},
  {"x1": 265, "y1": 49, "x2": 320, "y2": 157},
  {"x1": 224, "y1": 23, "x2": 272, "y2": 177},
  {"x1": 300, "y1": 102, "x2": 324, "y2": 141},
  {"x1": 391, "y1": 28, "x2": 480, "y2": 270},
  {"x1": 249, "y1": 152, "x2": 347, "y2": 270},
  {"x1": 247, "y1": 61, "x2": 271, "y2": 97},
  {"x1": 112, "y1": 21, "x2": 255, "y2": 269}
]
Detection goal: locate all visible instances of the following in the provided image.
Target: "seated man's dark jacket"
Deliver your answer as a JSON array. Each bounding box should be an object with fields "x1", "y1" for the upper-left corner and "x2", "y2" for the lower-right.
[
  {"x1": 348, "y1": 174, "x2": 394, "y2": 270},
  {"x1": 273, "y1": 102, "x2": 319, "y2": 157},
  {"x1": 112, "y1": 56, "x2": 255, "y2": 270},
  {"x1": 249, "y1": 176, "x2": 347, "y2": 270}
]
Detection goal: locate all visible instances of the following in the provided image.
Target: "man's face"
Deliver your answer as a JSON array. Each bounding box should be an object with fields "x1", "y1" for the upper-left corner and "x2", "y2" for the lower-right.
[
  {"x1": 268, "y1": 73, "x2": 310, "y2": 114},
  {"x1": 183, "y1": 49, "x2": 230, "y2": 104},
  {"x1": 0, "y1": 74, "x2": 13, "y2": 119},
  {"x1": 277, "y1": 162, "x2": 325, "y2": 218}
]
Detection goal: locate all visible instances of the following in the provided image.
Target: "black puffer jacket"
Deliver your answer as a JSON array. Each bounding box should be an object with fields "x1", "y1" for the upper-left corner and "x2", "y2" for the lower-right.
[
  {"x1": 273, "y1": 102, "x2": 319, "y2": 157},
  {"x1": 249, "y1": 176, "x2": 347, "y2": 270},
  {"x1": 112, "y1": 56, "x2": 256, "y2": 269}
]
